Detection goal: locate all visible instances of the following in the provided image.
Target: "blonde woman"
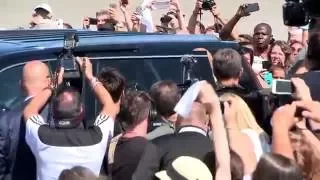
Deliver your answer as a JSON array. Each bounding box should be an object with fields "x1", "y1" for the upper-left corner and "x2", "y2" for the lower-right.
[{"x1": 220, "y1": 93, "x2": 270, "y2": 176}]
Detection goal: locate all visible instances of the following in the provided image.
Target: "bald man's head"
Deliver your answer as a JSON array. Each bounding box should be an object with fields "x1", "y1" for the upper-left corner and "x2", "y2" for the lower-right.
[
  {"x1": 22, "y1": 61, "x2": 50, "y2": 96},
  {"x1": 177, "y1": 102, "x2": 209, "y2": 131},
  {"x1": 190, "y1": 102, "x2": 208, "y2": 123}
]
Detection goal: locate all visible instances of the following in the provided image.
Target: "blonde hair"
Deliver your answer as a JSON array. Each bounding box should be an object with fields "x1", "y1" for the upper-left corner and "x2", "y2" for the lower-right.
[{"x1": 220, "y1": 93, "x2": 267, "y2": 137}]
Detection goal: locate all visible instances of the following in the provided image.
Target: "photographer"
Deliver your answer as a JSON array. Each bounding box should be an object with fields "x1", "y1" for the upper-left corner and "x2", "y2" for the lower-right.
[
  {"x1": 157, "y1": 0, "x2": 188, "y2": 34},
  {"x1": 23, "y1": 57, "x2": 124, "y2": 180},
  {"x1": 188, "y1": 0, "x2": 227, "y2": 35},
  {"x1": 83, "y1": 9, "x2": 117, "y2": 31}
]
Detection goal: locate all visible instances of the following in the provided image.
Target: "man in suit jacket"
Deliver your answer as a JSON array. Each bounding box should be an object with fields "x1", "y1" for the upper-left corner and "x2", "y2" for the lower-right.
[
  {"x1": 133, "y1": 102, "x2": 215, "y2": 180},
  {"x1": 0, "y1": 61, "x2": 51, "y2": 180}
]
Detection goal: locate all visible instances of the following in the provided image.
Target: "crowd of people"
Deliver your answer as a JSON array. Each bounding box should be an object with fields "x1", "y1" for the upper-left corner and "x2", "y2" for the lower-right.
[
  {"x1": 21, "y1": 0, "x2": 309, "y2": 87},
  {"x1": 1, "y1": 0, "x2": 320, "y2": 180}
]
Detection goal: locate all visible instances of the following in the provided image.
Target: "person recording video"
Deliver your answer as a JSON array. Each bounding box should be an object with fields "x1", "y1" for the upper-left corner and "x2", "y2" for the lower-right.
[
  {"x1": 83, "y1": 9, "x2": 118, "y2": 31},
  {"x1": 156, "y1": 0, "x2": 187, "y2": 34},
  {"x1": 22, "y1": 57, "x2": 126, "y2": 180}
]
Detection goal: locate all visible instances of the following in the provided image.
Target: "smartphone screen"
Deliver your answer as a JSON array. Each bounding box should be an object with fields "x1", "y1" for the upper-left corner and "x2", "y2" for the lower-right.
[
  {"x1": 245, "y1": 3, "x2": 260, "y2": 13},
  {"x1": 263, "y1": 72, "x2": 273, "y2": 87},
  {"x1": 153, "y1": 0, "x2": 171, "y2": 10},
  {"x1": 272, "y1": 80, "x2": 294, "y2": 95}
]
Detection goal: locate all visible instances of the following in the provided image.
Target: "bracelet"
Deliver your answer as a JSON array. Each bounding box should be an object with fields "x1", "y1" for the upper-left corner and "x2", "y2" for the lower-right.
[{"x1": 90, "y1": 77, "x2": 101, "y2": 89}]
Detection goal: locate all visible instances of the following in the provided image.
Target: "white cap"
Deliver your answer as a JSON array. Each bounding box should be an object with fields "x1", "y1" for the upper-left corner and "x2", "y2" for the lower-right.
[{"x1": 34, "y1": 3, "x2": 53, "y2": 14}]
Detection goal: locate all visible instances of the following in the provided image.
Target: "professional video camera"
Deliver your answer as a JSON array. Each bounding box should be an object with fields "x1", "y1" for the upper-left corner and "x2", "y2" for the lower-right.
[
  {"x1": 202, "y1": 0, "x2": 216, "y2": 11},
  {"x1": 54, "y1": 32, "x2": 84, "y2": 93},
  {"x1": 178, "y1": 55, "x2": 200, "y2": 94},
  {"x1": 283, "y1": 0, "x2": 320, "y2": 26}
]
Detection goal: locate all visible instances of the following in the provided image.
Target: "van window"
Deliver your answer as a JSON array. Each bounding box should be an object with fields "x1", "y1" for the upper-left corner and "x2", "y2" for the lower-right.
[
  {"x1": 0, "y1": 65, "x2": 24, "y2": 109},
  {"x1": 0, "y1": 61, "x2": 56, "y2": 110},
  {"x1": 98, "y1": 57, "x2": 183, "y2": 90}
]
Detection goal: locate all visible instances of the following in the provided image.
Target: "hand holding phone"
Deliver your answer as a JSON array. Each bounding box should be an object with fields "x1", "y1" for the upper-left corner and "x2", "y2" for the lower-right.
[
  {"x1": 272, "y1": 79, "x2": 294, "y2": 95},
  {"x1": 244, "y1": 3, "x2": 259, "y2": 13}
]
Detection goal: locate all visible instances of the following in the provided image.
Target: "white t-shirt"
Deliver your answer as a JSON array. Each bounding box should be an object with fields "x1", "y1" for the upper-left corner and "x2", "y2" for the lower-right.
[{"x1": 25, "y1": 114, "x2": 114, "y2": 180}]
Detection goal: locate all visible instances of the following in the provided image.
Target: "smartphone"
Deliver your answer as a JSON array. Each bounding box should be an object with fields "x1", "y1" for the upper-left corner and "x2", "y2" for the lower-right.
[
  {"x1": 262, "y1": 60, "x2": 271, "y2": 70},
  {"x1": 263, "y1": 72, "x2": 273, "y2": 87},
  {"x1": 272, "y1": 79, "x2": 295, "y2": 95},
  {"x1": 153, "y1": 0, "x2": 171, "y2": 10},
  {"x1": 121, "y1": 0, "x2": 129, "y2": 6},
  {"x1": 109, "y1": 3, "x2": 118, "y2": 9},
  {"x1": 244, "y1": 3, "x2": 260, "y2": 13},
  {"x1": 89, "y1": 18, "x2": 98, "y2": 25}
]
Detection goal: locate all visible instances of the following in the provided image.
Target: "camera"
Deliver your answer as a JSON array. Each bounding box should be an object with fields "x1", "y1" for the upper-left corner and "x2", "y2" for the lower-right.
[
  {"x1": 55, "y1": 33, "x2": 84, "y2": 93},
  {"x1": 178, "y1": 55, "x2": 199, "y2": 94},
  {"x1": 202, "y1": 0, "x2": 216, "y2": 11},
  {"x1": 283, "y1": 0, "x2": 320, "y2": 26},
  {"x1": 60, "y1": 33, "x2": 79, "y2": 79},
  {"x1": 160, "y1": 15, "x2": 173, "y2": 24}
]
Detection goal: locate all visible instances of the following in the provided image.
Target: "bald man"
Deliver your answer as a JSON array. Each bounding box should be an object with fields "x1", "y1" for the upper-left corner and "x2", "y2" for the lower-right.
[
  {"x1": 0, "y1": 61, "x2": 51, "y2": 180},
  {"x1": 133, "y1": 102, "x2": 214, "y2": 180},
  {"x1": 22, "y1": 61, "x2": 51, "y2": 99}
]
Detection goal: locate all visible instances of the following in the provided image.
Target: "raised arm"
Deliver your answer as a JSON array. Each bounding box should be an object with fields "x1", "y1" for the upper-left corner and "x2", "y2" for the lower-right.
[
  {"x1": 77, "y1": 57, "x2": 119, "y2": 120},
  {"x1": 198, "y1": 82, "x2": 231, "y2": 180},
  {"x1": 188, "y1": 0, "x2": 202, "y2": 34},
  {"x1": 23, "y1": 89, "x2": 52, "y2": 121},
  {"x1": 23, "y1": 68, "x2": 64, "y2": 121},
  {"x1": 171, "y1": 0, "x2": 188, "y2": 33},
  {"x1": 271, "y1": 104, "x2": 297, "y2": 160},
  {"x1": 120, "y1": 1, "x2": 133, "y2": 32},
  {"x1": 219, "y1": 5, "x2": 250, "y2": 41}
]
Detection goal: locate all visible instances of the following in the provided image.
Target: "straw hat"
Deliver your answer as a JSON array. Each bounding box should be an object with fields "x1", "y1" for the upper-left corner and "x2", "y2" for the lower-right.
[{"x1": 155, "y1": 156, "x2": 213, "y2": 180}]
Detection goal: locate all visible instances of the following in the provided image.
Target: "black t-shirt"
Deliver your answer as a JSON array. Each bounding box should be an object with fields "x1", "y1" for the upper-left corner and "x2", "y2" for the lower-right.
[{"x1": 112, "y1": 136, "x2": 148, "y2": 180}]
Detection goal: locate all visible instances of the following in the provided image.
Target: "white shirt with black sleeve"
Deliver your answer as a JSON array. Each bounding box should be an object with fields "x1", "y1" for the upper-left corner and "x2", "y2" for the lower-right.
[{"x1": 25, "y1": 114, "x2": 114, "y2": 180}]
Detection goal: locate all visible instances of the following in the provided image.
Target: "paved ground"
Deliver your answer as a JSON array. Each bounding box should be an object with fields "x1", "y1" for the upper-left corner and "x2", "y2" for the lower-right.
[{"x1": 0, "y1": 0, "x2": 288, "y2": 40}]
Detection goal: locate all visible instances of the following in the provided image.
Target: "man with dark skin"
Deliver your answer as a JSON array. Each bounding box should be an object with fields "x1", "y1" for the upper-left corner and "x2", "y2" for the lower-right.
[{"x1": 253, "y1": 23, "x2": 273, "y2": 60}]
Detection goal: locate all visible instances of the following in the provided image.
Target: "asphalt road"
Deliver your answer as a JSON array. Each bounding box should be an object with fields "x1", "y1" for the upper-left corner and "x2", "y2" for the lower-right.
[{"x1": 0, "y1": 0, "x2": 287, "y2": 40}]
